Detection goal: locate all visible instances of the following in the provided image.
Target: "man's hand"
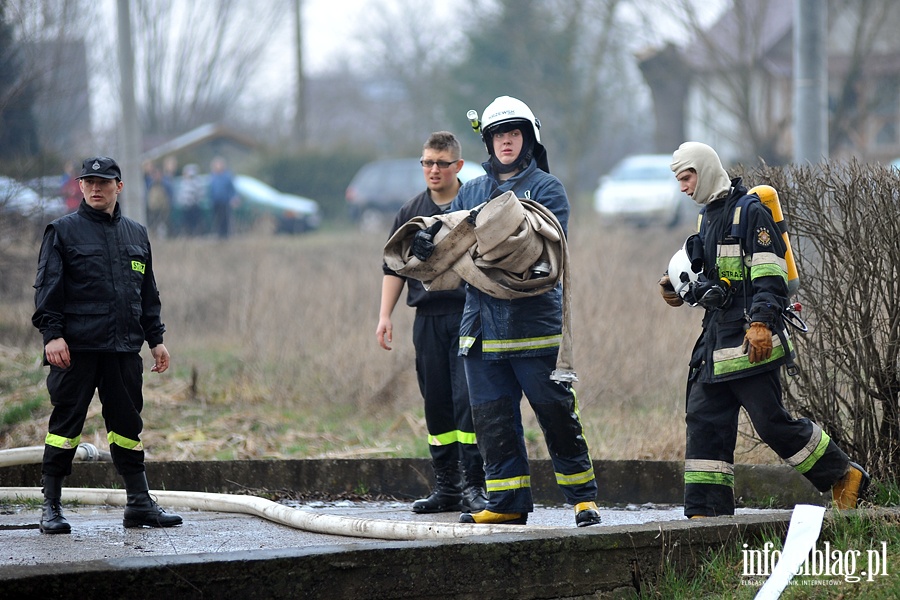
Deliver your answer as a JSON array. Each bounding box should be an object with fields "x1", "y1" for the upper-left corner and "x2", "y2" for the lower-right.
[
  {"x1": 376, "y1": 317, "x2": 393, "y2": 351},
  {"x1": 412, "y1": 221, "x2": 442, "y2": 261},
  {"x1": 742, "y1": 322, "x2": 773, "y2": 363},
  {"x1": 45, "y1": 337, "x2": 71, "y2": 369},
  {"x1": 658, "y1": 274, "x2": 684, "y2": 307},
  {"x1": 150, "y1": 343, "x2": 170, "y2": 373}
]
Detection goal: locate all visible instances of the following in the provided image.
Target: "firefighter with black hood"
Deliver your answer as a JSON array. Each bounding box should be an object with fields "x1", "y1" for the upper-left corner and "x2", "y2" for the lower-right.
[
  {"x1": 658, "y1": 141, "x2": 869, "y2": 518},
  {"x1": 415, "y1": 96, "x2": 601, "y2": 527}
]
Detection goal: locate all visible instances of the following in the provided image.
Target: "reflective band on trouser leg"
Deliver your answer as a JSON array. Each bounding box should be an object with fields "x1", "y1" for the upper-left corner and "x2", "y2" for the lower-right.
[
  {"x1": 45, "y1": 433, "x2": 81, "y2": 449},
  {"x1": 482, "y1": 334, "x2": 562, "y2": 354},
  {"x1": 108, "y1": 431, "x2": 144, "y2": 451},
  {"x1": 486, "y1": 475, "x2": 530, "y2": 494},
  {"x1": 684, "y1": 459, "x2": 735, "y2": 487},
  {"x1": 785, "y1": 424, "x2": 830, "y2": 474},
  {"x1": 428, "y1": 430, "x2": 477, "y2": 447},
  {"x1": 556, "y1": 466, "x2": 595, "y2": 487}
]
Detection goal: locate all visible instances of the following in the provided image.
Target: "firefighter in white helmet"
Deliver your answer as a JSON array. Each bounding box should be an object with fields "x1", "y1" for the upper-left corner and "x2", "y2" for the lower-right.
[
  {"x1": 420, "y1": 96, "x2": 601, "y2": 527},
  {"x1": 659, "y1": 141, "x2": 869, "y2": 517}
]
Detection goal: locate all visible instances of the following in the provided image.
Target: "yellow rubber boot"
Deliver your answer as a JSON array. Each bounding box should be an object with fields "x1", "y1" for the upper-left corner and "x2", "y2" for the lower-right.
[
  {"x1": 832, "y1": 462, "x2": 870, "y2": 510},
  {"x1": 458, "y1": 509, "x2": 527, "y2": 525},
  {"x1": 574, "y1": 501, "x2": 602, "y2": 527}
]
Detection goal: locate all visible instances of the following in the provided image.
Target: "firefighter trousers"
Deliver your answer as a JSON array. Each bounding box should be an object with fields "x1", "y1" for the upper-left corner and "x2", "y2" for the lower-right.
[
  {"x1": 684, "y1": 368, "x2": 850, "y2": 517},
  {"x1": 463, "y1": 344, "x2": 597, "y2": 514},
  {"x1": 413, "y1": 312, "x2": 483, "y2": 484},
  {"x1": 42, "y1": 351, "x2": 147, "y2": 479}
]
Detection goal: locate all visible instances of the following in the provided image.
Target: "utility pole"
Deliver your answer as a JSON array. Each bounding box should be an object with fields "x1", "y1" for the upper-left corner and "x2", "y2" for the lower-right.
[
  {"x1": 793, "y1": 0, "x2": 828, "y2": 164},
  {"x1": 293, "y1": 0, "x2": 307, "y2": 148},
  {"x1": 116, "y1": 0, "x2": 145, "y2": 222}
]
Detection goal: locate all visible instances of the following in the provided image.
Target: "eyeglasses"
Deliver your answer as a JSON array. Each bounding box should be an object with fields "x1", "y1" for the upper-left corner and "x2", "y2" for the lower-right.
[{"x1": 420, "y1": 159, "x2": 459, "y2": 169}]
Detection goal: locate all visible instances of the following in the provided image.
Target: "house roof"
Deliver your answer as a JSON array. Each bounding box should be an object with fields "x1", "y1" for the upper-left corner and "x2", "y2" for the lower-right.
[
  {"x1": 680, "y1": 1, "x2": 794, "y2": 73},
  {"x1": 141, "y1": 123, "x2": 259, "y2": 163}
]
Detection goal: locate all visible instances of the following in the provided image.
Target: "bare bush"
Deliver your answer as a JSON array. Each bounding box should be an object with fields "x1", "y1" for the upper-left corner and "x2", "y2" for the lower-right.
[{"x1": 743, "y1": 161, "x2": 900, "y2": 480}]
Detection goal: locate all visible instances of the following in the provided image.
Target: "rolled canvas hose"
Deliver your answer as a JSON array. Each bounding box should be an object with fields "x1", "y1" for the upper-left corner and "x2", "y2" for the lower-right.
[
  {"x1": 0, "y1": 443, "x2": 110, "y2": 467},
  {"x1": 0, "y1": 447, "x2": 550, "y2": 540}
]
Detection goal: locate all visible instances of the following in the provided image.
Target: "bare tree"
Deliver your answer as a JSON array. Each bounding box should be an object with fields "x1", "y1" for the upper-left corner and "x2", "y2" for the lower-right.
[
  {"x1": 130, "y1": 0, "x2": 289, "y2": 137},
  {"x1": 638, "y1": 0, "x2": 900, "y2": 165}
]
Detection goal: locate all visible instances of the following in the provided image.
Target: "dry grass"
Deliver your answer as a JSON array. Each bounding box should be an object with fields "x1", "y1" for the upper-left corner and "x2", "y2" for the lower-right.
[{"x1": 0, "y1": 209, "x2": 780, "y2": 465}]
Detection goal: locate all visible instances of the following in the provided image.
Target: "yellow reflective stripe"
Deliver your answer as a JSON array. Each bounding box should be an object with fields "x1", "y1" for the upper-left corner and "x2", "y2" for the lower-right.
[
  {"x1": 792, "y1": 428, "x2": 831, "y2": 474},
  {"x1": 428, "y1": 430, "x2": 478, "y2": 446},
  {"x1": 486, "y1": 475, "x2": 531, "y2": 493},
  {"x1": 107, "y1": 431, "x2": 144, "y2": 451},
  {"x1": 684, "y1": 472, "x2": 735, "y2": 487},
  {"x1": 712, "y1": 333, "x2": 791, "y2": 376},
  {"x1": 685, "y1": 457, "x2": 736, "y2": 487},
  {"x1": 750, "y1": 263, "x2": 788, "y2": 282},
  {"x1": 482, "y1": 334, "x2": 562, "y2": 353},
  {"x1": 45, "y1": 433, "x2": 81, "y2": 449},
  {"x1": 460, "y1": 336, "x2": 476, "y2": 351},
  {"x1": 556, "y1": 465, "x2": 595, "y2": 487}
]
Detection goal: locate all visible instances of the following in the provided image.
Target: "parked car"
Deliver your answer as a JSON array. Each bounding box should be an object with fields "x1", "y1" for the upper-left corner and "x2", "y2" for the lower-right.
[
  {"x1": 232, "y1": 175, "x2": 321, "y2": 234},
  {"x1": 170, "y1": 174, "x2": 321, "y2": 236},
  {"x1": 0, "y1": 176, "x2": 67, "y2": 223},
  {"x1": 593, "y1": 154, "x2": 698, "y2": 228},
  {"x1": 345, "y1": 158, "x2": 484, "y2": 231}
]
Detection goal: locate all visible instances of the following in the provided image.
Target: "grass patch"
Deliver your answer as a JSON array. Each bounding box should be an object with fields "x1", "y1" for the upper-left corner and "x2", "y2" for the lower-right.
[{"x1": 640, "y1": 510, "x2": 900, "y2": 599}]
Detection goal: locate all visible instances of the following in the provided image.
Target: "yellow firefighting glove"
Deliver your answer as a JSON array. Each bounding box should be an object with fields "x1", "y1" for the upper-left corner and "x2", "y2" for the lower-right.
[
  {"x1": 658, "y1": 274, "x2": 684, "y2": 307},
  {"x1": 742, "y1": 322, "x2": 773, "y2": 363}
]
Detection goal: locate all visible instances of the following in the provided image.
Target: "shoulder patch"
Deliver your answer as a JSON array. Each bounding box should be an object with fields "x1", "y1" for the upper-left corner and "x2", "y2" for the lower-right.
[{"x1": 756, "y1": 227, "x2": 773, "y2": 247}]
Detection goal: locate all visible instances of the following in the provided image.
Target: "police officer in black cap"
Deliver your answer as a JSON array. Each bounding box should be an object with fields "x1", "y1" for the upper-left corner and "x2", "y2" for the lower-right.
[{"x1": 32, "y1": 156, "x2": 183, "y2": 533}]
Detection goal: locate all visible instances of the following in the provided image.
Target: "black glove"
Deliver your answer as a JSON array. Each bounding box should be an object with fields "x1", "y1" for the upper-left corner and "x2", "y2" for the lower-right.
[{"x1": 412, "y1": 221, "x2": 442, "y2": 261}]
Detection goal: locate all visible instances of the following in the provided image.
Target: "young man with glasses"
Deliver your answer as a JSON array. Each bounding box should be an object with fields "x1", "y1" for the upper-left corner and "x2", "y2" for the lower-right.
[{"x1": 376, "y1": 132, "x2": 487, "y2": 514}]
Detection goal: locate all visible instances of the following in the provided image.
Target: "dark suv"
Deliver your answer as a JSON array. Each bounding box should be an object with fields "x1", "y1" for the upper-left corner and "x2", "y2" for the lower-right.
[{"x1": 345, "y1": 158, "x2": 483, "y2": 231}]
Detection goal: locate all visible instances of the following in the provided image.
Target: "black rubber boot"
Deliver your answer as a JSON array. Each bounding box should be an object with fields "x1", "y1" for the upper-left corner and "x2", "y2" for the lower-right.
[
  {"x1": 123, "y1": 472, "x2": 183, "y2": 528},
  {"x1": 462, "y1": 478, "x2": 488, "y2": 513},
  {"x1": 412, "y1": 465, "x2": 464, "y2": 513},
  {"x1": 39, "y1": 475, "x2": 71, "y2": 534}
]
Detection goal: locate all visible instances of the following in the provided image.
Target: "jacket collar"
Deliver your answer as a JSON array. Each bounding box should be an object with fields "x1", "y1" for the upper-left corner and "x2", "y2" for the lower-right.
[{"x1": 77, "y1": 199, "x2": 121, "y2": 224}]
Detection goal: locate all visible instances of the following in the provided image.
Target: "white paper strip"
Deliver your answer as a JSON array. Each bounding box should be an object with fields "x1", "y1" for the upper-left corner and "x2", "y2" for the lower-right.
[{"x1": 754, "y1": 504, "x2": 826, "y2": 600}]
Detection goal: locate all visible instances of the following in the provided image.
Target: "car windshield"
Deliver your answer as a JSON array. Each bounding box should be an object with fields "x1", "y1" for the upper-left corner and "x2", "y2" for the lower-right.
[{"x1": 611, "y1": 160, "x2": 672, "y2": 182}]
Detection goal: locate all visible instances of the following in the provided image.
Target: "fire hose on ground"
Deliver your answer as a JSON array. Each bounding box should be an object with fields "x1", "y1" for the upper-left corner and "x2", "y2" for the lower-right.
[{"x1": 0, "y1": 445, "x2": 551, "y2": 540}]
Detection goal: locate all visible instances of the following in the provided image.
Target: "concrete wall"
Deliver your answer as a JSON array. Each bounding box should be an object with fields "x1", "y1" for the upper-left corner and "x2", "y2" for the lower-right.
[{"x1": 0, "y1": 458, "x2": 824, "y2": 507}]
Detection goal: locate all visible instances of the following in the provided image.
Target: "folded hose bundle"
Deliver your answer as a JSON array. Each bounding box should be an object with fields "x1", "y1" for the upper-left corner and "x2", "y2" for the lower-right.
[{"x1": 383, "y1": 190, "x2": 577, "y2": 384}]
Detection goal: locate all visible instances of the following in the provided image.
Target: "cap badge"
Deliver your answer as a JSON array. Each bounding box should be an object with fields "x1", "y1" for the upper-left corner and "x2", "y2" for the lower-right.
[{"x1": 92, "y1": 161, "x2": 101, "y2": 170}]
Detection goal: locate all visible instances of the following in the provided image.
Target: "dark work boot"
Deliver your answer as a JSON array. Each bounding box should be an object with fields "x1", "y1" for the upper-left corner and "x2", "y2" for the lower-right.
[
  {"x1": 123, "y1": 472, "x2": 183, "y2": 528},
  {"x1": 39, "y1": 475, "x2": 71, "y2": 534},
  {"x1": 412, "y1": 465, "x2": 464, "y2": 514},
  {"x1": 462, "y1": 476, "x2": 488, "y2": 513}
]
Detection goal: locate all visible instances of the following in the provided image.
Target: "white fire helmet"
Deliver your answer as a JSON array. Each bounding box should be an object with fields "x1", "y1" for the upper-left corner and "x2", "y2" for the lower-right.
[
  {"x1": 668, "y1": 246, "x2": 699, "y2": 300},
  {"x1": 480, "y1": 96, "x2": 542, "y2": 146}
]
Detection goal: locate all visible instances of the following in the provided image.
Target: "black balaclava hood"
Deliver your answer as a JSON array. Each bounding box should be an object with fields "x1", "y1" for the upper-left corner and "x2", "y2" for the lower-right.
[{"x1": 485, "y1": 120, "x2": 541, "y2": 175}]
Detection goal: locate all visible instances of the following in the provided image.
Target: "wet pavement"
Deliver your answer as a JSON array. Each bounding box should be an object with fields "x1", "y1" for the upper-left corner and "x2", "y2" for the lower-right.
[{"x1": 0, "y1": 497, "x2": 784, "y2": 567}]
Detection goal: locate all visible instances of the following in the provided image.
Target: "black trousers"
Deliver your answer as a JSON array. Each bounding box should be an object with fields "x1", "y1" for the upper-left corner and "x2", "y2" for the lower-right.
[
  {"x1": 684, "y1": 368, "x2": 849, "y2": 516},
  {"x1": 413, "y1": 312, "x2": 483, "y2": 484},
  {"x1": 43, "y1": 351, "x2": 146, "y2": 478}
]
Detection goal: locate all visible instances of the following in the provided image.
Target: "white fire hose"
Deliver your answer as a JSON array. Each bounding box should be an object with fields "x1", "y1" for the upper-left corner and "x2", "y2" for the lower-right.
[{"x1": 0, "y1": 445, "x2": 551, "y2": 540}]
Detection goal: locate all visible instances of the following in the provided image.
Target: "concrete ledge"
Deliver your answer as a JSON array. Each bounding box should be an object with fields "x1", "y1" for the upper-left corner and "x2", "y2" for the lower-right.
[
  {"x1": 0, "y1": 512, "x2": 791, "y2": 598},
  {"x1": 0, "y1": 458, "x2": 824, "y2": 507}
]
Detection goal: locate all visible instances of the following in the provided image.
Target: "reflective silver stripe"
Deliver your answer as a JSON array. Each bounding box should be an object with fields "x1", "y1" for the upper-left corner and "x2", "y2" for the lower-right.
[
  {"x1": 718, "y1": 243, "x2": 742, "y2": 257},
  {"x1": 684, "y1": 459, "x2": 734, "y2": 475},
  {"x1": 751, "y1": 251, "x2": 787, "y2": 272},
  {"x1": 785, "y1": 424, "x2": 823, "y2": 468}
]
